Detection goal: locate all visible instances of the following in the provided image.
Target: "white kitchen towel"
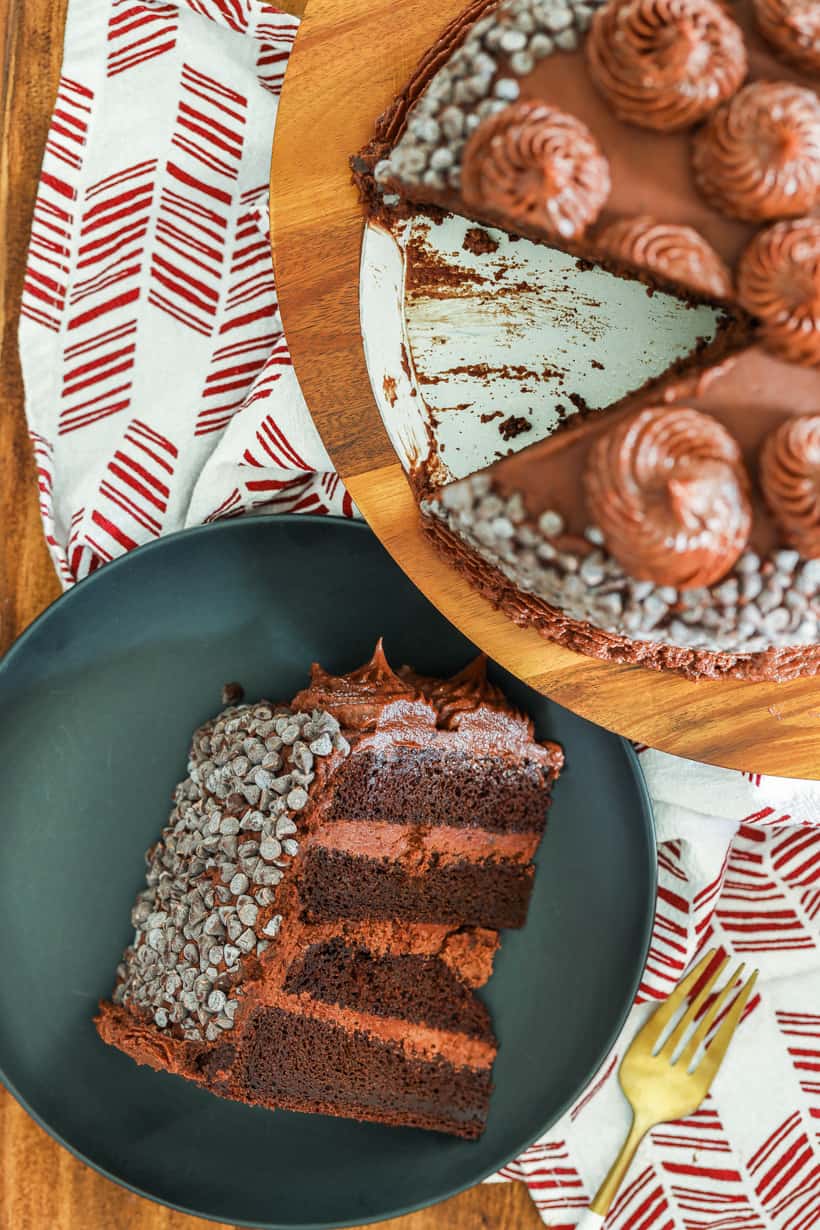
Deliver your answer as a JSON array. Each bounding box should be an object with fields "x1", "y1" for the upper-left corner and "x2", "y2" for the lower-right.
[
  {"x1": 20, "y1": 0, "x2": 352, "y2": 588},
  {"x1": 19, "y1": 4, "x2": 820, "y2": 1227},
  {"x1": 493, "y1": 749, "x2": 820, "y2": 1229}
]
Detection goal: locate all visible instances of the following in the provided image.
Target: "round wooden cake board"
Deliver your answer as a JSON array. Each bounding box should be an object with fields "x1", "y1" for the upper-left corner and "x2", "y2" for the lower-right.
[{"x1": 270, "y1": 0, "x2": 820, "y2": 779}]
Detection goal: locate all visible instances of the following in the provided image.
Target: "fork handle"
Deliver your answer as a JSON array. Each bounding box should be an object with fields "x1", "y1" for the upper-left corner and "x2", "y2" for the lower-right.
[{"x1": 589, "y1": 1113, "x2": 651, "y2": 1216}]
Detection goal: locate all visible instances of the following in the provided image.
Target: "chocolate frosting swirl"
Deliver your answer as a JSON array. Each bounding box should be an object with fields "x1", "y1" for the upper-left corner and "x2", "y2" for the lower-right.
[
  {"x1": 692, "y1": 82, "x2": 820, "y2": 222},
  {"x1": 461, "y1": 101, "x2": 611, "y2": 240},
  {"x1": 596, "y1": 216, "x2": 732, "y2": 298},
  {"x1": 737, "y1": 218, "x2": 820, "y2": 367},
  {"x1": 583, "y1": 407, "x2": 752, "y2": 589},
  {"x1": 760, "y1": 415, "x2": 820, "y2": 558},
  {"x1": 585, "y1": 0, "x2": 747, "y2": 133},
  {"x1": 753, "y1": 0, "x2": 820, "y2": 74}
]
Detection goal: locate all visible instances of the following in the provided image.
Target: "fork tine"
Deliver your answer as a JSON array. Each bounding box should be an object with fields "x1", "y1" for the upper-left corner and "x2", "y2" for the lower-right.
[
  {"x1": 638, "y1": 949, "x2": 718, "y2": 1049},
  {"x1": 678, "y1": 963, "x2": 745, "y2": 1068},
  {"x1": 659, "y1": 953, "x2": 730, "y2": 1060},
  {"x1": 697, "y1": 970, "x2": 759, "y2": 1082}
]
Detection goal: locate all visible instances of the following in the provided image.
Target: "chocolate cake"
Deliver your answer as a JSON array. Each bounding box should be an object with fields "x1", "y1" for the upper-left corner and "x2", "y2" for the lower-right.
[
  {"x1": 96, "y1": 645, "x2": 563, "y2": 1139},
  {"x1": 354, "y1": 0, "x2": 820, "y2": 681}
]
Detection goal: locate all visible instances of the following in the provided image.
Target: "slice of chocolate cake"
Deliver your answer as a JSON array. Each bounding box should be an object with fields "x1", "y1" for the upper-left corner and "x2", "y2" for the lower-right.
[{"x1": 96, "y1": 645, "x2": 563, "y2": 1139}]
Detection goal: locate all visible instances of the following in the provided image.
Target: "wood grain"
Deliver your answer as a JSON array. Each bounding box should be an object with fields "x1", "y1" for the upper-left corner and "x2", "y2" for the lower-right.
[
  {"x1": 0, "y1": 1089, "x2": 539, "y2": 1230},
  {"x1": 0, "y1": 1, "x2": 540, "y2": 1227},
  {"x1": 270, "y1": 0, "x2": 820, "y2": 779},
  {"x1": 0, "y1": 0, "x2": 63, "y2": 656}
]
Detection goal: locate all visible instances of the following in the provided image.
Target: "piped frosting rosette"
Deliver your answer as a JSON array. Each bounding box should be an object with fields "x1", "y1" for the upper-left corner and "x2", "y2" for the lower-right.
[
  {"x1": 760, "y1": 415, "x2": 820, "y2": 559},
  {"x1": 738, "y1": 219, "x2": 820, "y2": 367},
  {"x1": 586, "y1": 0, "x2": 747, "y2": 132},
  {"x1": 692, "y1": 82, "x2": 820, "y2": 222},
  {"x1": 595, "y1": 216, "x2": 732, "y2": 298},
  {"x1": 753, "y1": 0, "x2": 820, "y2": 74},
  {"x1": 583, "y1": 407, "x2": 752, "y2": 589},
  {"x1": 461, "y1": 101, "x2": 610, "y2": 240}
]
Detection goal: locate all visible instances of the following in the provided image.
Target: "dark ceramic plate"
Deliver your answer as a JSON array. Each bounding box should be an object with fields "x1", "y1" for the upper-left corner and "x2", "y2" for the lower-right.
[{"x1": 0, "y1": 517, "x2": 655, "y2": 1228}]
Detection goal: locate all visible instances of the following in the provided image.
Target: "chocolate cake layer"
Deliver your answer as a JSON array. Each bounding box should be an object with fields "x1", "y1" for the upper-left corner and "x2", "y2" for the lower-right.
[
  {"x1": 283, "y1": 939, "x2": 494, "y2": 1038},
  {"x1": 327, "y1": 746, "x2": 552, "y2": 831},
  {"x1": 241, "y1": 1008, "x2": 492, "y2": 1138},
  {"x1": 299, "y1": 847, "x2": 534, "y2": 929}
]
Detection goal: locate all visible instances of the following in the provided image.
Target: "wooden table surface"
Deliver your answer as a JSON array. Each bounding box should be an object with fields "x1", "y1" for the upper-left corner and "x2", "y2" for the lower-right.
[
  {"x1": 0, "y1": 2, "x2": 540, "y2": 1227},
  {"x1": 270, "y1": 0, "x2": 820, "y2": 779}
]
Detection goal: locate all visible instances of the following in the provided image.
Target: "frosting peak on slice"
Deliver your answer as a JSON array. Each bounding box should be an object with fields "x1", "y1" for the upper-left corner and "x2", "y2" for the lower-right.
[
  {"x1": 399, "y1": 655, "x2": 563, "y2": 763},
  {"x1": 400, "y1": 654, "x2": 508, "y2": 725},
  {"x1": 293, "y1": 642, "x2": 437, "y2": 734}
]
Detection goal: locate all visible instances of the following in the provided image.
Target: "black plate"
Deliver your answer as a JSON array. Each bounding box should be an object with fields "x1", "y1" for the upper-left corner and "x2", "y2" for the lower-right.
[{"x1": 0, "y1": 517, "x2": 655, "y2": 1228}]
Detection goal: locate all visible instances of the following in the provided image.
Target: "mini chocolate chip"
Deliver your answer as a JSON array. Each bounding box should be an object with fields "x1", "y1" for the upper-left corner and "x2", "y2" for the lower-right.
[
  {"x1": 220, "y1": 678, "x2": 242, "y2": 708},
  {"x1": 260, "y1": 837, "x2": 282, "y2": 862},
  {"x1": 237, "y1": 928, "x2": 256, "y2": 954},
  {"x1": 254, "y1": 866, "x2": 282, "y2": 888},
  {"x1": 308, "y1": 734, "x2": 333, "y2": 757}
]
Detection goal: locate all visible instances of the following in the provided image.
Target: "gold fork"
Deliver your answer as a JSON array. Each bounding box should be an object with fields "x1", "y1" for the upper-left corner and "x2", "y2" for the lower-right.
[{"x1": 586, "y1": 950, "x2": 759, "y2": 1221}]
